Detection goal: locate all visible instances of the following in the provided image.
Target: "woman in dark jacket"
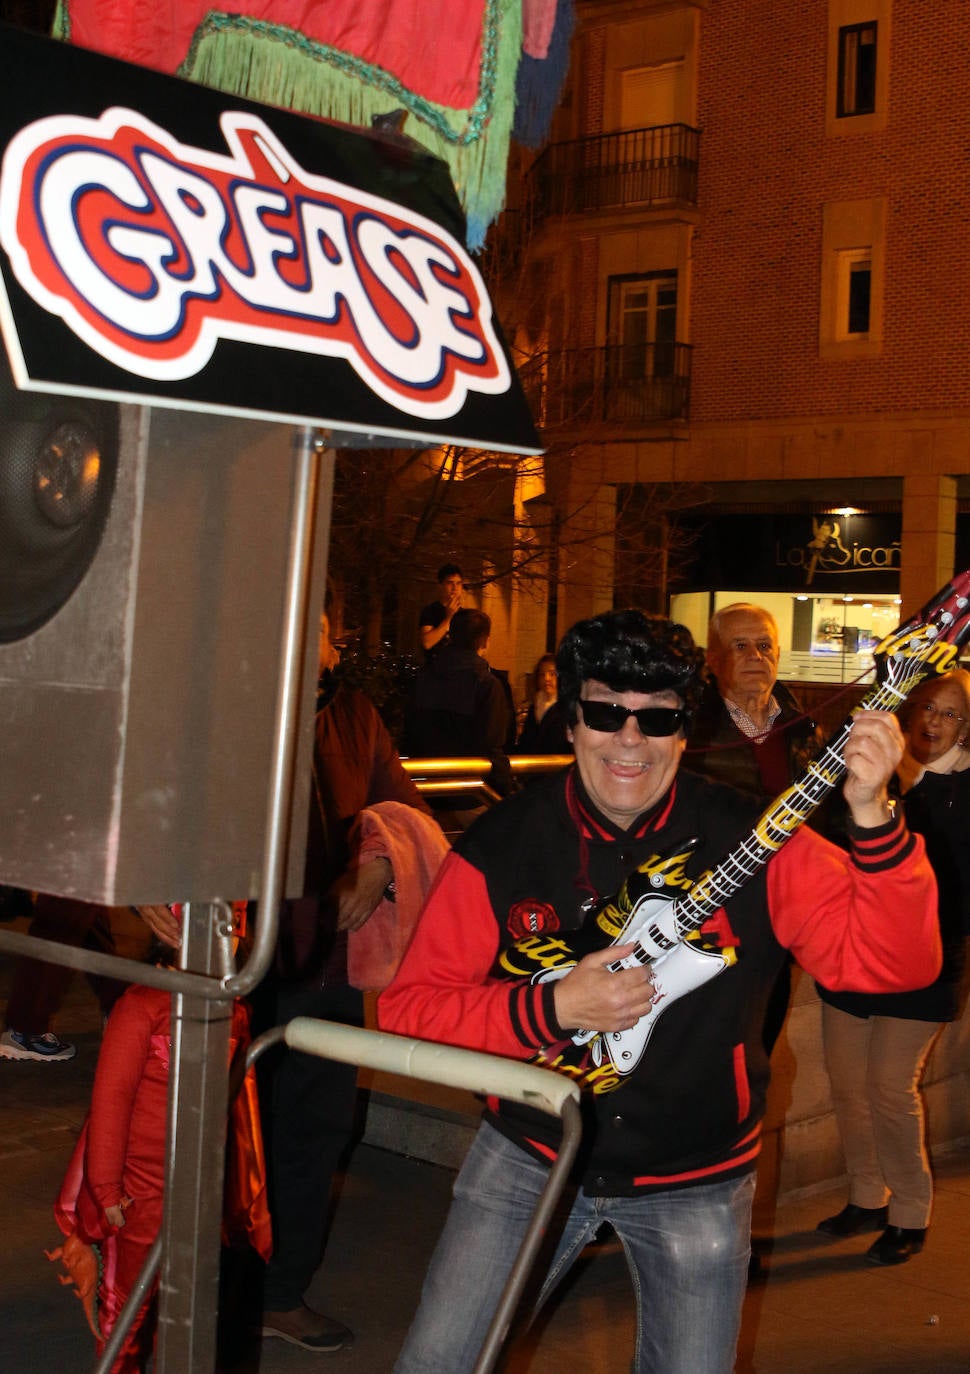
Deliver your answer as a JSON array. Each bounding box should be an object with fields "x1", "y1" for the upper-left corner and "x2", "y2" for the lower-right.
[
  {"x1": 816, "y1": 668, "x2": 970, "y2": 1265},
  {"x1": 515, "y1": 653, "x2": 570, "y2": 755}
]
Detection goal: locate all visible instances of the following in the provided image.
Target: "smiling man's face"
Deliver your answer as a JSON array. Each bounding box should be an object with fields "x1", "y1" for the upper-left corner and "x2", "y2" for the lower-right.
[{"x1": 568, "y1": 680, "x2": 686, "y2": 829}]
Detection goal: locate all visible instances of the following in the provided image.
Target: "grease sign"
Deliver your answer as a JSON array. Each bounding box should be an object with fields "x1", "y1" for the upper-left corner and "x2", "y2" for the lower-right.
[{"x1": 0, "y1": 25, "x2": 540, "y2": 453}]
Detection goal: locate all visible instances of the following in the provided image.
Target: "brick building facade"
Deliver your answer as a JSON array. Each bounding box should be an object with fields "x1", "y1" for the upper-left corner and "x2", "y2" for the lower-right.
[{"x1": 468, "y1": 0, "x2": 970, "y2": 703}]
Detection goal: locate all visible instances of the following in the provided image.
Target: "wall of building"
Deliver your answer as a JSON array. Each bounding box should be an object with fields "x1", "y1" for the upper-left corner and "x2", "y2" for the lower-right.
[
  {"x1": 538, "y1": 2, "x2": 970, "y2": 640},
  {"x1": 692, "y1": 0, "x2": 970, "y2": 421}
]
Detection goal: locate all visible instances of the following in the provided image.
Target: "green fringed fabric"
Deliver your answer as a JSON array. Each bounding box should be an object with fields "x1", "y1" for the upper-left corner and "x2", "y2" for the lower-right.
[
  {"x1": 51, "y1": 0, "x2": 69, "y2": 40},
  {"x1": 177, "y1": 3, "x2": 522, "y2": 251}
]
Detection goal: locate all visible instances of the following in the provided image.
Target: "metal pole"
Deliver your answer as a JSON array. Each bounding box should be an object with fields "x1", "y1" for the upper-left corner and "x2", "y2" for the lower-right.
[
  {"x1": 155, "y1": 429, "x2": 326, "y2": 1373},
  {"x1": 87, "y1": 428, "x2": 327, "y2": 1372},
  {"x1": 154, "y1": 901, "x2": 234, "y2": 1372},
  {"x1": 473, "y1": 1095, "x2": 582, "y2": 1374},
  {"x1": 227, "y1": 427, "x2": 329, "y2": 998}
]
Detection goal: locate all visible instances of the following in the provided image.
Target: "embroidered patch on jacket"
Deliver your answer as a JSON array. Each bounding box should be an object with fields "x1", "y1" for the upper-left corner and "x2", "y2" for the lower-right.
[{"x1": 507, "y1": 900, "x2": 559, "y2": 940}]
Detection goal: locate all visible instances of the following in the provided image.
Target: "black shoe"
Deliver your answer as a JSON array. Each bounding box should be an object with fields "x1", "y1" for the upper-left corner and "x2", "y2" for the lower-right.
[
  {"x1": 866, "y1": 1225, "x2": 926, "y2": 1266},
  {"x1": 816, "y1": 1202, "x2": 888, "y2": 1237},
  {"x1": 261, "y1": 1305, "x2": 354, "y2": 1352}
]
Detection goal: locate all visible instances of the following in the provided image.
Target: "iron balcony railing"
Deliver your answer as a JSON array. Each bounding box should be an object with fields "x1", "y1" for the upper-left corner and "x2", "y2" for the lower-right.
[
  {"x1": 527, "y1": 123, "x2": 700, "y2": 220},
  {"x1": 520, "y1": 342, "x2": 692, "y2": 429}
]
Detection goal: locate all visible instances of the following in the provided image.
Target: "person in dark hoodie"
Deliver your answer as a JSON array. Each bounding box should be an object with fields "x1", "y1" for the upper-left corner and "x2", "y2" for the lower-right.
[{"x1": 404, "y1": 607, "x2": 513, "y2": 797}]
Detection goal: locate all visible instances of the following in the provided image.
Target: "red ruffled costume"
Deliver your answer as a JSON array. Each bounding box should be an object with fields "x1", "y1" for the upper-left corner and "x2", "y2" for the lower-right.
[{"x1": 49, "y1": 983, "x2": 271, "y2": 1371}]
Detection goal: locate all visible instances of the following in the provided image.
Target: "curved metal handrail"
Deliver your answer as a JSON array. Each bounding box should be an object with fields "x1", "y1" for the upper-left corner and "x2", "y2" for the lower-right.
[{"x1": 97, "y1": 1020, "x2": 582, "y2": 1374}]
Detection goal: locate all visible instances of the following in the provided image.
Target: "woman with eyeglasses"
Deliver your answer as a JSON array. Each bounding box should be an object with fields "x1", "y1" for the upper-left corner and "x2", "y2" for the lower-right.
[{"x1": 816, "y1": 668, "x2": 970, "y2": 1265}]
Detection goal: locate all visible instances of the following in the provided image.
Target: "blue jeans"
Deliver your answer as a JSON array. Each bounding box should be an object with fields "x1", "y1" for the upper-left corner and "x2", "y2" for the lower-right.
[{"x1": 395, "y1": 1121, "x2": 755, "y2": 1374}]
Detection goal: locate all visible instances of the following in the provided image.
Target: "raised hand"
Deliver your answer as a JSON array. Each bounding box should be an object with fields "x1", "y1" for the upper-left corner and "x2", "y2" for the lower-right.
[{"x1": 843, "y1": 710, "x2": 905, "y2": 827}]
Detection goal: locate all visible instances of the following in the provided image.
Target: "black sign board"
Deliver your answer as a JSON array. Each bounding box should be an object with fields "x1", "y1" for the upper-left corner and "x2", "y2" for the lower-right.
[
  {"x1": 0, "y1": 23, "x2": 540, "y2": 454},
  {"x1": 679, "y1": 512, "x2": 902, "y2": 594}
]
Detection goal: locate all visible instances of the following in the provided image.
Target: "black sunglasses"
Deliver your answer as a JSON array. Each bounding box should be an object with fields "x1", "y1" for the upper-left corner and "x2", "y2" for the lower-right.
[{"x1": 578, "y1": 700, "x2": 685, "y2": 737}]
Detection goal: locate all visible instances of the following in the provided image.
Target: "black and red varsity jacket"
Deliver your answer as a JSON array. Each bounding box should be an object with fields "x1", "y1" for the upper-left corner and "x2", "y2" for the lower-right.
[{"x1": 379, "y1": 767, "x2": 938, "y2": 1196}]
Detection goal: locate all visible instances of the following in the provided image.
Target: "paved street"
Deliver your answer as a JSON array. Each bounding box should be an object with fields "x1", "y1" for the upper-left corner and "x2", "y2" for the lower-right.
[{"x1": 2, "y1": 934, "x2": 970, "y2": 1372}]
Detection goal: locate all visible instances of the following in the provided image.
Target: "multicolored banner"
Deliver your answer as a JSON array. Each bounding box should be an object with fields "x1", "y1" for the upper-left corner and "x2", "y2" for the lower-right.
[
  {"x1": 53, "y1": 0, "x2": 531, "y2": 249},
  {"x1": 56, "y1": 0, "x2": 490, "y2": 108}
]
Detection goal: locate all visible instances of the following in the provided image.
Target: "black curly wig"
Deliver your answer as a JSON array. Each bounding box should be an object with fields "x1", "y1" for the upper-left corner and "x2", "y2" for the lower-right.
[{"x1": 556, "y1": 609, "x2": 705, "y2": 730}]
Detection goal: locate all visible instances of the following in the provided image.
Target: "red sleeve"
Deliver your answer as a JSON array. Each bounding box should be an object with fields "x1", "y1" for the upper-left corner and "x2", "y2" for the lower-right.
[
  {"x1": 768, "y1": 812, "x2": 941, "y2": 991},
  {"x1": 85, "y1": 993, "x2": 155, "y2": 1218},
  {"x1": 377, "y1": 851, "x2": 563, "y2": 1057},
  {"x1": 366, "y1": 708, "x2": 433, "y2": 817},
  {"x1": 317, "y1": 687, "x2": 431, "y2": 820}
]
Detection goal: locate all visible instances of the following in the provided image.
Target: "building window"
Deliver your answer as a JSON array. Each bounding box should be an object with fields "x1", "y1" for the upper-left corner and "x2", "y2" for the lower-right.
[
  {"x1": 619, "y1": 61, "x2": 683, "y2": 130},
  {"x1": 837, "y1": 250, "x2": 872, "y2": 339},
  {"x1": 820, "y1": 200, "x2": 884, "y2": 357},
  {"x1": 608, "y1": 273, "x2": 678, "y2": 377},
  {"x1": 837, "y1": 22, "x2": 877, "y2": 117}
]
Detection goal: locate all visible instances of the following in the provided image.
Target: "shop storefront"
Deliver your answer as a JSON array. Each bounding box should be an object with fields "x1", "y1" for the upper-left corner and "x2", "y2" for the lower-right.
[{"x1": 668, "y1": 510, "x2": 902, "y2": 685}]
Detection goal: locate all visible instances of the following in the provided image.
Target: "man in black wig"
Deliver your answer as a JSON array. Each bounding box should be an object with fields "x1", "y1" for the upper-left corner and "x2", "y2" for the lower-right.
[{"x1": 380, "y1": 609, "x2": 939, "y2": 1374}]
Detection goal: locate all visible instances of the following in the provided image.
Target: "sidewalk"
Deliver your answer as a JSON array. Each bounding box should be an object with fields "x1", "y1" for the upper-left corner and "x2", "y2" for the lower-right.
[{"x1": 2, "y1": 943, "x2": 970, "y2": 1373}]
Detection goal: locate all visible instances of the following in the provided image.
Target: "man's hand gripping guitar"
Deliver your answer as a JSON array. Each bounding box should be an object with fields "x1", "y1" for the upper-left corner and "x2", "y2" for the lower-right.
[{"x1": 539, "y1": 895, "x2": 736, "y2": 1076}]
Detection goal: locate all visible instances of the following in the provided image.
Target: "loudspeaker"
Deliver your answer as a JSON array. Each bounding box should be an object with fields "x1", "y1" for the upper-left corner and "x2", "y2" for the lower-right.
[
  {"x1": 0, "y1": 353, "x2": 329, "y2": 903},
  {"x1": 0, "y1": 369, "x2": 119, "y2": 643}
]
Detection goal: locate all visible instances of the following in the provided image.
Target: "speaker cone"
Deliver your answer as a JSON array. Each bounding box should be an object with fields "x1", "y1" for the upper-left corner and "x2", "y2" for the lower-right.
[{"x1": 0, "y1": 359, "x2": 118, "y2": 643}]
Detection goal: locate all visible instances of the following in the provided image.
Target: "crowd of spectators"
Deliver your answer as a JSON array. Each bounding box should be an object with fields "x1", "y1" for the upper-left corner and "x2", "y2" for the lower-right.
[{"x1": 3, "y1": 589, "x2": 966, "y2": 1372}]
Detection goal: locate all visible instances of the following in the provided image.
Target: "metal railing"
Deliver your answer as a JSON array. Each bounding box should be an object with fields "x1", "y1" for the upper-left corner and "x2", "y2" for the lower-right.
[
  {"x1": 527, "y1": 123, "x2": 700, "y2": 221},
  {"x1": 403, "y1": 755, "x2": 573, "y2": 782},
  {"x1": 99, "y1": 1019, "x2": 582, "y2": 1374},
  {"x1": 402, "y1": 755, "x2": 573, "y2": 836},
  {"x1": 520, "y1": 342, "x2": 692, "y2": 429}
]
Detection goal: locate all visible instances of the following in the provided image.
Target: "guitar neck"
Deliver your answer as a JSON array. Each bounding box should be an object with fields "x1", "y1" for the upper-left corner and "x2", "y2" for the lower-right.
[{"x1": 671, "y1": 676, "x2": 901, "y2": 937}]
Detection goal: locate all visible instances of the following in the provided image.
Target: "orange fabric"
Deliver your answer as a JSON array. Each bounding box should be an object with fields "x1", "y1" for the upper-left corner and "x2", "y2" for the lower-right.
[
  {"x1": 225, "y1": 1005, "x2": 273, "y2": 1262},
  {"x1": 45, "y1": 1232, "x2": 102, "y2": 1340}
]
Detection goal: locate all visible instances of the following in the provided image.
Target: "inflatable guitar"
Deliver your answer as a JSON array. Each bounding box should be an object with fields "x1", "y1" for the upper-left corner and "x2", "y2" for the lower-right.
[{"x1": 505, "y1": 568, "x2": 970, "y2": 1091}]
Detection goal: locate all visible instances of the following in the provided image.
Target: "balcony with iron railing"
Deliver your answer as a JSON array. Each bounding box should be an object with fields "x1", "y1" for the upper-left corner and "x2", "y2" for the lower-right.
[
  {"x1": 520, "y1": 341, "x2": 692, "y2": 431},
  {"x1": 526, "y1": 123, "x2": 700, "y2": 222}
]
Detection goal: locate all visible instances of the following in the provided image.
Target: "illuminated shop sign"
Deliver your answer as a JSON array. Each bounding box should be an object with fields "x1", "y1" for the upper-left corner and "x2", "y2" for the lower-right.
[
  {"x1": 774, "y1": 515, "x2": 900, "y2": 586},
  {"x1": 679, "y1": 512, "x2": 902, "y2": 593}
]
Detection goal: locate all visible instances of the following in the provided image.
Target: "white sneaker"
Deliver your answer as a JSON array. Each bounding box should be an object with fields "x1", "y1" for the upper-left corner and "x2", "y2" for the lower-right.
[{"x1": 0, "y1": 1028, "x2": 76, "y2": 1061}]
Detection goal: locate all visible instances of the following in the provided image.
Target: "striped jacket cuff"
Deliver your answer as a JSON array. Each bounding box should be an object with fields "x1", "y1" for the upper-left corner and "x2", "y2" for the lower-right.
[
  {"x1": 847, "y1": 810, "x2": 915, "y2": 872},
  {"x1": 507, "y1": 981, "x2": 566, "y2": 1049}
]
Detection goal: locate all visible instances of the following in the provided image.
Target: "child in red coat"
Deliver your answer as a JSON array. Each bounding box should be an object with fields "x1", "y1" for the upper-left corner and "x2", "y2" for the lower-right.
[{"x1": 48, "y1": 913, "x2": 271, "y2": 1372}]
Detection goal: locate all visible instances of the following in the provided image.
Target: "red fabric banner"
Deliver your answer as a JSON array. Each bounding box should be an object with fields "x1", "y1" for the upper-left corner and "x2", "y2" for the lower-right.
[{"x1": 59, "y1": 0, "x2": 487, "y2": 110}]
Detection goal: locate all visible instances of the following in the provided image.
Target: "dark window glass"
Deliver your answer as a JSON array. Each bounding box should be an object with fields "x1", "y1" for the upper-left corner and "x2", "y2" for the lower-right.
[
  {"x1": 837, "y1": 22, "x2": 878, "y2": 117},
  {"x1": 847, "y1": 261, "x2": 872, "y2": 335}
]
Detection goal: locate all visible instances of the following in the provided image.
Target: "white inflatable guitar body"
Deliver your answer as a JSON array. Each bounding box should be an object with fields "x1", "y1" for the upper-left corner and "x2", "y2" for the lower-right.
[{"x1": 536, "y1": 892, "x2": 737, "y2": 1075}]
